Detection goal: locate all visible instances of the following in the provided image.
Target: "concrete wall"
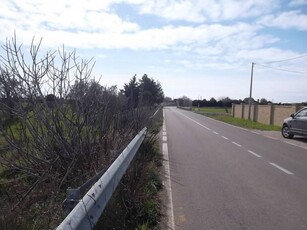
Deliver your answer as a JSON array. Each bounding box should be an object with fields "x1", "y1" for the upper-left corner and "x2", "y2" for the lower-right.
[
  {"x1": 273, "y1": 106, "x2": 298, "y2": 126},
  {"x1": 257, "y1": 105, "x2": 272, "y2": 125},
  {"x1": 232, "y1": 103, "x2": 305, "y2": 126},
  {"x1": 234, "y1": 104, "x2": 243, "y2": 118}
]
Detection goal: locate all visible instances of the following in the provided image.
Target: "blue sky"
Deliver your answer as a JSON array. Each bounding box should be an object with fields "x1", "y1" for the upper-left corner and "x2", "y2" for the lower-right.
[{"x1": 1, "y1": 0, "x2": 307, "y2": 102}]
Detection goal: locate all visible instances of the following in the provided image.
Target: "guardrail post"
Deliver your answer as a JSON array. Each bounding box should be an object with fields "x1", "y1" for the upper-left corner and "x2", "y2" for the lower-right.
[{"x1": 62, "y1": 188, "x2": 81, "y2": 212}]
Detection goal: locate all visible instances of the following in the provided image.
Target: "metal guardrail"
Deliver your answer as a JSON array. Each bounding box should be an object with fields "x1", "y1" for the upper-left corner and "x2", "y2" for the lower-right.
[
  {"x1": 56, "y1": 127, "x2": 147, "y2": 230},
  {"x1": 62, "y1": 148, "x2": 125, "y2": 212},
  {"x1": 62, "y1": 167, "x2": 107, "y2": 212}
]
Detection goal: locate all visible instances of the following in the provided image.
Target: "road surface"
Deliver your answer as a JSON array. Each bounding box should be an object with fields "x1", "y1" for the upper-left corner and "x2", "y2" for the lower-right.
[{"x1": 162, "y1": 107, "x2": 307, "y2": 230}]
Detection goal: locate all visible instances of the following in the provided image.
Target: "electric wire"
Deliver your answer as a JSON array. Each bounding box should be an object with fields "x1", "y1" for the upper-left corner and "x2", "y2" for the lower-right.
[
  {"x1": 259, "y1": 54, "x2": 307, "y2": 64},
  {"x1": 255, "y1": 63, "x2": 307, "y2": 75}
]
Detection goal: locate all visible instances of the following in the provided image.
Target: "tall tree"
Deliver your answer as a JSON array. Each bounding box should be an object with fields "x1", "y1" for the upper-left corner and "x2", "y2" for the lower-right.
[
  {"x1": 121, "y1": 74, "x2": 164, "y2": 107},
  {"x1": 122, "y1": 75, "x2": 140, "y2": 108},
  {"x1": 139, "y1": 74, "x2": 164, "y2": 106}
]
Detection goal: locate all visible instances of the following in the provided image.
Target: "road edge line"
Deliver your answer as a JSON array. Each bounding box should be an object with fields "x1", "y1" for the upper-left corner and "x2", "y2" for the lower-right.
[{"x1": 163, "y1": 109, "x2": 175, "y2": 230}]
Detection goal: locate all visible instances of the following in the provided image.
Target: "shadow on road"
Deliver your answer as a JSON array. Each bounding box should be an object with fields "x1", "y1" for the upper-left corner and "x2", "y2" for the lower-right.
[{"x1": 293, "y1": 136, "x2": 307, "y2": 144}]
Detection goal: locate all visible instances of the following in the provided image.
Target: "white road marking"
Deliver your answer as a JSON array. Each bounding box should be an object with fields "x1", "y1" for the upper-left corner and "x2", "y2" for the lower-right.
[
  {"x1": 176, "y1": 112, "x2": 211, "y2": 130},
  {"x1": 284, "y1": 141, "x2": 297, "y2": 146},
  {"x1": 213, "y1": 131, "x2": 219, "y2": 135},
  {"x1": 163, "y1": 131, "x2": 167, "y2": 136},
  {"x1": 269, "y1": 162, "x2": 294, "y2": 175},
  {"x1": 248, "y1": 150, "x2": 262, "y2": 158},
  {"x1": 177, "y1": 110, "x2": 247, "y2": 150},
  {"x1": 266, "y1": 136, "x2": 278, "y2": 141},
  {"x1": 232, "y1": 141, "x2": 242, "y2": 147},
  {"x1": 222, "y1": 136, "x2": 229, "y2": 140},
  {"x1": 202, "y1": 114, "x2": 249, "y2": 132},
  {"x1": 163, "y1": 135, "x2": 167, "y2": 142},
  {"x1": 162, "y1": 110, "x2": 176, "y2": 230},
  {"x1": 251, "y1": 131, "x2": 260, "y2": 135},
  {"x1": 284, "y1": 141, "x2": 307, "y2": 150},
  {"x1": 163, "y1": 143, "x2": 167, "y2": 153}
]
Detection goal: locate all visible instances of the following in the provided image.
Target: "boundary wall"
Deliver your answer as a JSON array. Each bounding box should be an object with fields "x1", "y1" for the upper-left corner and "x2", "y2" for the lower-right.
[{"x1": 232, "y1": 104, "x2": 305, "y2": 126}]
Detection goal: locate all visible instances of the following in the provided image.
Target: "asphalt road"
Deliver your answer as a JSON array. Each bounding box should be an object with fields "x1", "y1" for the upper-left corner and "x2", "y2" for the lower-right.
[{"x1": 162, "y1": 107, "x2": 307, "y2": 230}]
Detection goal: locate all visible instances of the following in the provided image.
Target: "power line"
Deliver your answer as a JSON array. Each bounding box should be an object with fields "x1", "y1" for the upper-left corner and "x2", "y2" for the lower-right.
[
  {"x1": 255, "y1": 63, "x2": 307, "y2": 75},
  {"x1": 259, "y1": 54, "x2": 307, "y2": 64}
]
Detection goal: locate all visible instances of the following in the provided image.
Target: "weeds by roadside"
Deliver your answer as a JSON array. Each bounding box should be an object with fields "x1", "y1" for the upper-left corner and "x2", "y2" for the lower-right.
[
  {"x1": 192, "y1": 106, "x2": 232, "y2": 114},
  {"x1": 205, "y1": 114, "x2": 281, "y2": 131},
  {"x1": 94, "y1": 109, "x2": 163, "y2": 230}
]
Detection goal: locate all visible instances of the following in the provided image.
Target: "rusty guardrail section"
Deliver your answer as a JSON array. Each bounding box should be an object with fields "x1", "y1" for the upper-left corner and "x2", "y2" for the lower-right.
[{"x1": 56, "y1": 127, "x2": 147, "y2": 230}]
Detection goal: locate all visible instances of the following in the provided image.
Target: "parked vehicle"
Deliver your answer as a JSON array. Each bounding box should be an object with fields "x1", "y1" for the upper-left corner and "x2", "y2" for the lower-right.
[{"x1": 282, "y1": 107, "x2": 307, "y2": 138}]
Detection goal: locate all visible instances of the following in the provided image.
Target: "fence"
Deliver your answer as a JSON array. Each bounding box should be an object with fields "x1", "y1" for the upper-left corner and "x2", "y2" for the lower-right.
[
  {"x1": 232, "y1": 103, "x2": 305, "y2": 126},
  {"x1": 56, "y1": 127, "x2": 147, "y2": 230}
]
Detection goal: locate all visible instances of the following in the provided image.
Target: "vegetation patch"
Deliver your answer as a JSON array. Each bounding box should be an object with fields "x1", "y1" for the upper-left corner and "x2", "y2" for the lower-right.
[
  {"x1": 0, "y1": 35, "x2": 164, "y2": 229},
  {"x1": 205, "y1": 114, "x2": 281, "y2": 131},
  {"x1": 95, "y1": 109, "x2": 163, "y2": 230},
  {"x1": 193, "y1": 106, "x2": 232, "y2": 114}
]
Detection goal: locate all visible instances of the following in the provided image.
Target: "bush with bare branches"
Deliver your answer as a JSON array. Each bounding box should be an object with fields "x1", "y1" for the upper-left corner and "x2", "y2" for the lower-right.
[{"x1": 0, "y1": 35, "x2": 158, "y2": 229}]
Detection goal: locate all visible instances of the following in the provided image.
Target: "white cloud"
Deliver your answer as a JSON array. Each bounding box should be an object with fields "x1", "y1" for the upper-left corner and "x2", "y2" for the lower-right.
[
  {"x1": 133, "y1": 0, "x2": 278, "y2": 22},
  {"x1": 0, "y1": 0, "x2": 140, "y2": 35},
  {"x1": 138, "y1": 0, "x2": 206, "y2": 22},
  {"x1": 258, "y1": 11, "x2": 307, "y2": 30},
  {"x1": 0, "y1": 0, "x2": 292, "y2": 54},
  {"x1": 47, "y1": 11, "x2": 140, "y2": 33},
  {"x1": 216, "y1": 0, "x2": 278, "y2": 21},
  {"x1": 1, "y1": 20, "x2": 261, "y2": 51}
]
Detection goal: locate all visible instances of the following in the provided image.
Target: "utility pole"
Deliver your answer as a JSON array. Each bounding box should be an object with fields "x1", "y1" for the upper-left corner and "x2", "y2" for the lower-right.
[{"x1": 248, "y1": 62, "x2": 254, "y2": 120}]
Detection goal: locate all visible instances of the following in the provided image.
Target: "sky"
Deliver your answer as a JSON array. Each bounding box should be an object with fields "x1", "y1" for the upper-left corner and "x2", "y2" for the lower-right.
[{"x1": 1, "y1": 0, "x2": 307, "y2": 103}]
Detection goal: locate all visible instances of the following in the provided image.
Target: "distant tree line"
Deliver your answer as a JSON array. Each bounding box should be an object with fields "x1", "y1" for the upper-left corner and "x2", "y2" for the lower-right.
[
  {"x1": 171, "y1": 96, "x2": 298, "y2": 108},
  {"x1": 191, "y1": 97, "x2": 275, "y2": 107},
  {"x1": 173, "y1": 96, "x2": 307, "y2": 108}
]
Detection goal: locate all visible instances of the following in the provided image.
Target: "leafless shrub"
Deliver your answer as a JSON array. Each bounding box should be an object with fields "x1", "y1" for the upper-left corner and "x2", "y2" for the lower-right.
[{"x1": 0, "y1": 35, "x2": 157, "y2": 228}]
